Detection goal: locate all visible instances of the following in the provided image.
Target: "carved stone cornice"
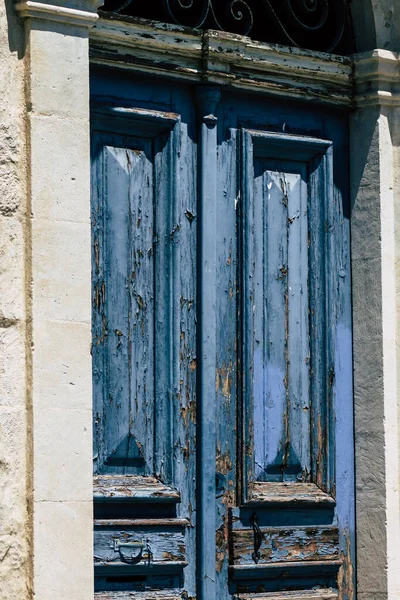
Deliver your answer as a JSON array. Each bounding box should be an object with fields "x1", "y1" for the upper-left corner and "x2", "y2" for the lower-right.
[
  {"x1": 15, "y1": 0, "x2": 101, "y2": 27},
  {"x1": 354, "y1": 50, "x2": 400, "y2": 108},
  {"x1": 90, "y1": 14, "x2": 353, "y2": 106}
]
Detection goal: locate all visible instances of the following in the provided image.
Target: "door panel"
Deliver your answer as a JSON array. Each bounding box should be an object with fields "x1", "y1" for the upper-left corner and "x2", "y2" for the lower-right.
[
  {"x1": 91, "y1": 69, "x2": 355, "y2": 599},
  {"x1": 91, "y1": 101, "x2": 197, "y2": 596}
]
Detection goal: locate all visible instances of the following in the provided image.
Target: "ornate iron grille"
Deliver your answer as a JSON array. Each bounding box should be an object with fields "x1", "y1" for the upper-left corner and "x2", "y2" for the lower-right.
[{"x1": 100, "y1": 0, "x2": 354, "y2": 54}]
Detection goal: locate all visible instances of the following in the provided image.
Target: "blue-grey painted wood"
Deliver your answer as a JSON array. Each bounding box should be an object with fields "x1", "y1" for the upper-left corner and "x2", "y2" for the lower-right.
[
  {"x1": 196, "y1": 85, "x2": 221, "y2": 600},
  {"x1": 215, "y1": 108, "x2": 239, "y2": 597},
  {"x1": 241, "y1": 130, "x2": 337, "y2": 497},
  {"x1": 91, "y1": 68, "x2": 355, "y2": 599},
  {"x1": 93, "y1": 139, "x2": 157, "y2": 475},
  {"x1": 91, "y1": 94, "x2": 198, "y2": 597}
]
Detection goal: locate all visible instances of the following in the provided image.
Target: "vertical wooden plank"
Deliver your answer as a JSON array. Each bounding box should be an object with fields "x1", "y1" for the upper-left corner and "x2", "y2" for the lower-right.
[
  {"x1": 215, "y1": 107, "x2": 239, "y2": 597},
  {"x1": 326, "y1": 144, "x2": 355, "y2": 598},
  {"x1": 196, "y1": 85, "x2": 221, "y2": 600},
  {"x1": 243, "y1": 152, "x2": 311, "y2": 485},
  {"x1": 309, "y1": 153, "x2": 330, "y2": 492},
  {"x1": 154, "y1": 130, "x2": 174, "y2": 483},
  {"x1": 127, "y1": 144, "x2": 155, "y2": 475},
  {"x1": 257, "y1": 167, "x2": 288, "y2": 482},
  {"x1": 286, "y1": 170, "x2": 310, "y2": 481},
  {"x1": 241, "y1": 129, "x2": 255, "y2": 500},
  {"x1": 98, "y1": 143, "x2": 155, "y2": 474},
  {"x1": 92, "y1": 134, "x2": 106, "y2": 475},
  {"x1": 171, "y1": 111, "x2": 198, "y2": 598},
  {"x1": 103, "y1": 145, "x2": 131, "y2": 472}
]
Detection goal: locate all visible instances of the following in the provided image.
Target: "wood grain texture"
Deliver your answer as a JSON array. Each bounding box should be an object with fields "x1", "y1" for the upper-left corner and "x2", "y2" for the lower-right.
[
  {"x1": 232, "y1": 526, "x2": 339, "y2": 565},
  {"x1": 236, "y1": 590, "x2": 338, "y2": 599},
  {"x1": 247, "y1": 482, "x2": 335, "y2": 506},
  {"x1": 94, "y1": 526, "x2": 186, "y2": 564},
  {"x1": 95, "y1": 519, "x2": 190, "y2": 527},
  {"x1": 90, "y1": 17, "x2": 353, "y2": 105},
  {"x1": 93, "y1": 476, "x2": 180, "y2": 503},
  {"x1": 95, "y1": 592, "x2": 185, "y2": 599},
  {"x1": 241, "y1": 130, "x2": 336, "y2": 498},
  {"x1": 196, "y1": 85, "x2": 221, "y2": 600},
  {"x1": 214, "y1": 106, "x2": 239, "y2": 594}
]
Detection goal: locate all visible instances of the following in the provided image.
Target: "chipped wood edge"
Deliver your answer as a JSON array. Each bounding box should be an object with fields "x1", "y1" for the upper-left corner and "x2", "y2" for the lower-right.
[
  {"x1": 89, "y1": 14, "x2": 353, "y2": 106},
  {"x1": 93, "y1": 476, "x2": 181, "y2": 503},
  {"x1": 246, "y1": 481, "x2": 336, "y2": 507},
  {"x1": 236, "y1": 590, "x2": 338, "y2": 600},
  {"x1": 94, "y1": 593, "x2": 185, "y2": 599}
]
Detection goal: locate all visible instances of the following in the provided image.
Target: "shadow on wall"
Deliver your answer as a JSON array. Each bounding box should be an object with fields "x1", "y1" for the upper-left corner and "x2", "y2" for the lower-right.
[
  {"x1": 350, "y1": 108, "x2": 381, "y2": 215},
  {"x1": 5, "y1": 0, "x2": 26, "y2": 59}
]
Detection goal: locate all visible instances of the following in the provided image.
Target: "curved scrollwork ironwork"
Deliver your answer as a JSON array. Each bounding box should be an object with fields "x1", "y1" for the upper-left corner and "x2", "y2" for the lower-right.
[
  {"x1": 162, "y1": 0, "x2": 253, "y2": 36},
  {"x1": 101, "y1": 0, "x2": 352, "y2": 54},
  {"x1": 263, "y1": 0, "x2": 347, "y2": 53}
]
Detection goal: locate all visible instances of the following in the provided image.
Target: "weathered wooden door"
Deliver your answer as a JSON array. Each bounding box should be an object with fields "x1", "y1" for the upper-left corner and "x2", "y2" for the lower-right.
[{"x1": 91, "y1": 68, "x2": 355, "y2": 599}]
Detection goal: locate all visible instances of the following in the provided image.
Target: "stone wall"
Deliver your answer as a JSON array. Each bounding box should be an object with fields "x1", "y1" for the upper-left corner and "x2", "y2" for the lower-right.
[{"x1": 0, "y1": 1, "x2": 30, "y2": 599}]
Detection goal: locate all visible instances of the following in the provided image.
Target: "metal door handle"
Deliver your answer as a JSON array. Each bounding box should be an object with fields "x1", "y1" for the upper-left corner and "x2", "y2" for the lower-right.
[
  {"x1": 112, "y1": 539, "x2": 153, "y2": 565},
  {"x1": 250, "y1": 512, "x2": 262, "y2": 564}
]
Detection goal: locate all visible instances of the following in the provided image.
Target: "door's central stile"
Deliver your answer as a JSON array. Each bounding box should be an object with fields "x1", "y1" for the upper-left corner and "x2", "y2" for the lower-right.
[{"x1": 196, "y1": 85, "x2": 221, "y2": 600}]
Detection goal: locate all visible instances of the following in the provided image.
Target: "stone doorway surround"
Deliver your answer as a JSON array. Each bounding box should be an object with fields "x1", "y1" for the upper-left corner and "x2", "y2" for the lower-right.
[{"x1": 8, "y1": 0, "x2": 400, "y2": 598}]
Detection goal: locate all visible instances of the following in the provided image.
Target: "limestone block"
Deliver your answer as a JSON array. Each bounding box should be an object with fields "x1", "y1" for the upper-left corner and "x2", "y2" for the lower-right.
[
  {"x1": 32, "y1": 218, "x2": 91, "y2": 323},
  {"x1": 0, "y1": 407, "x2": 27, "y2": 535},
  {"x1": 33, "y1": 319, "x2": 91, "y2": 411},
  {"x1": 30, "y1": 114, "x2": 90, "y2": 224},
  {"x1": 29, "y1": 20, "x2": 90, "y2": 119},
  {"x1": 0, "y1": 324, "x2": 25, "y2": 407},
  {"x1": 0, "y1": 217, "x2": 25, "y2": 320},
  {"x1": 34, "y1": 500, "x2": 94, "y2": 600},
  {"x1": 33, "y1": 407, "x2": 92, "y2": 502}
]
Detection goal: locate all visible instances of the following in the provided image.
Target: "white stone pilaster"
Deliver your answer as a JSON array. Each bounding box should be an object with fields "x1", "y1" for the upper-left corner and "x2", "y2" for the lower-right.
[
  {"x1": 352, "y1": 51, "x2": 400, "y2": 600},
  {"x1": 15, "y1": 2, "x2": 99, "y2": 598}
]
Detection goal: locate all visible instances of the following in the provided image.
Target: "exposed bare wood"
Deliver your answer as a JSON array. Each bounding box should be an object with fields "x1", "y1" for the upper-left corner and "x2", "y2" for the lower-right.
[
  {"x1": 247, "y1": 483, "x2": 335, "y2": 506},
  {"x1": 236, "y1": 590, "x2": 338, "y2": 600},
  {"x1": 90, "y1": 16, "x2": 353, "y2": 106},
  {"x1": 95, "y1": 592, "x2": 184, "y2": 599},
  {"x1": 232, "y1": 526, "x2": 339, "y2": 565},
  {"x1": 94, "y1": 519, "x2": 189, "y2": 528},
  {"x1": 93, "y1": 476, "x2": 180, "y2": 502}
]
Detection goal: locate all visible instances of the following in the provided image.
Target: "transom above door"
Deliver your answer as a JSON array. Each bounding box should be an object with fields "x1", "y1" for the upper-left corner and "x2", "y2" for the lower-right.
[{"x1": 91, "y1": 68, "x2": 355, "y2": 600}]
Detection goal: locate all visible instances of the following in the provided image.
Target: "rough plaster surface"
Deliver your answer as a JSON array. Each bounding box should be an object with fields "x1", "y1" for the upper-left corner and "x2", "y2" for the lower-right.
[
  {"x1": 351, "y1": 109, "x2": 400, "y2": 600},
  {"x1": 0, "y1": 1, "x2": 29, "y2": 600},
  {"x1": 350, "y1": 0, "x2": 400, "y2": 52}
]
